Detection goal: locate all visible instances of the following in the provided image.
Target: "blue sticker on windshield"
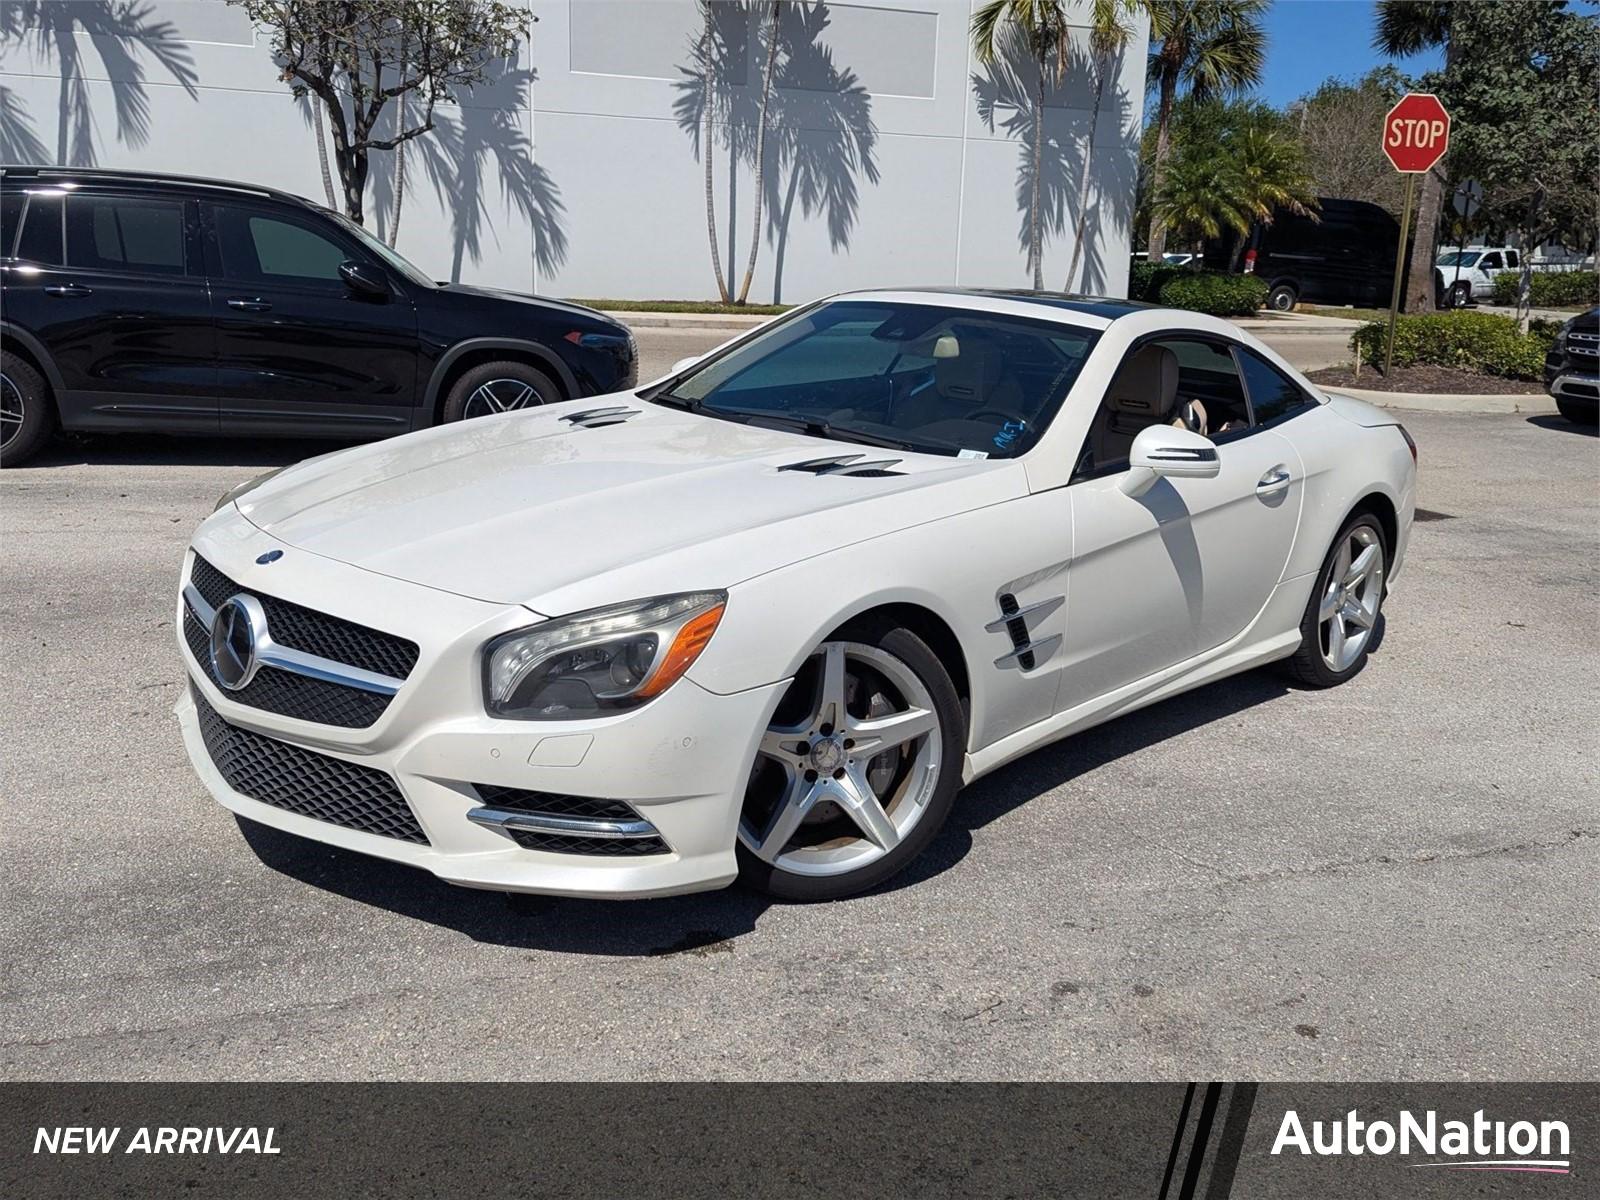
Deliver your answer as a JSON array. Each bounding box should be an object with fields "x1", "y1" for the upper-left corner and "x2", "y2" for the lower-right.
[{"x1": 993, "y1": 419, "x2": 1026, "y2": 450}]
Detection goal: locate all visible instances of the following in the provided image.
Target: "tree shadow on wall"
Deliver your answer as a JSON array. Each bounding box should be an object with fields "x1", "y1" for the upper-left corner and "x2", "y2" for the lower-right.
[
  {"x1": 0, "y1": 0, "x2": 197, "y2": 166},
  {"x1": 365, "y1": 65, "x2": 568, "y2": 284},
  {"x1": 971, "y1": 26, "x2": 1134, "y2": 293},
  {"x1": 763, "y1": 1, "x2": 879, "y2": 305}
]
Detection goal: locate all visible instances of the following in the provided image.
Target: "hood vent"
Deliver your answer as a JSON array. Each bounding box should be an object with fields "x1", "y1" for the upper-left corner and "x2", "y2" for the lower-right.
[
  {"x1": 562, "y1": 405, "x2": 641, "y2": 428},
  {"x1": 779, "y1": 453, "x2": 904, "y2": 478}
]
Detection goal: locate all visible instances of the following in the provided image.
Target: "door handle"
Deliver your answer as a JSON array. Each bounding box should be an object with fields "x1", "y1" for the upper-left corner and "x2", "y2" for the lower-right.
[
  {"x1": 1256, "y1": 465, "x2": 1292, "y2": 495},
  {"x1": 227, "y1": 298, "x2": 272, "y2": 312},
  {"x1": 43, "y1": 284, "x2": 92, "y2": 298}
]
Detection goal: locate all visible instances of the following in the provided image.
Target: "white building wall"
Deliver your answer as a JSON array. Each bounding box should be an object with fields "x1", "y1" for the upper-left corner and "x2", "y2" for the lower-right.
[{"x1": 0, "y1": 0, "x2": 1147, "y2": 303}]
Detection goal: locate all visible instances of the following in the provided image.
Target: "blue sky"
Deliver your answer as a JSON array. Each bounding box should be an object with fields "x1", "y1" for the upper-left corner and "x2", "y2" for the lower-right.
[{"x1": 1253, "y1": 0, "x2": 1444, "y2": 107}]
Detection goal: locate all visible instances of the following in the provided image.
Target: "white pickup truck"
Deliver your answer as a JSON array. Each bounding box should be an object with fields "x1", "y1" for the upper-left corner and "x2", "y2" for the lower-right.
[{"x1": 1434, "y1": 247, "x2": 1522, "y2": 307}]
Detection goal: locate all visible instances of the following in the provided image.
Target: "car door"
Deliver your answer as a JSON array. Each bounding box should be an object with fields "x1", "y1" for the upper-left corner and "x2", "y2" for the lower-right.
[
  {"x1": 1474, "y1": 251, "x2": 1504, "y2": 298},
  {"x1": 4, "y1": 188, "x2": 217, "y2": 432},
  {"x1": 201, "y1": 200, "x2": 418, "y2": 438},
  {"x1": 1054, "y1": 336, "x2": 1303, "y2": 715}
]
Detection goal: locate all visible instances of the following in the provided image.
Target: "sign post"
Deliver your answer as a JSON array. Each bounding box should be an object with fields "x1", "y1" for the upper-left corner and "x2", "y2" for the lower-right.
[
  {"x1": 1380, "y1": 93, "x2": 1452, "y2": 375},
  {"x1": 1449, "y1": 178, "x2": 1484, "y2": 305}
]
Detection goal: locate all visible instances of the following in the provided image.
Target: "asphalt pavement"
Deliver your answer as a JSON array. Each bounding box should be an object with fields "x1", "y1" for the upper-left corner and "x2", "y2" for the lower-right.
[{"x1": 1, "y1": 329, "x2": 1595, "y2": 1081}]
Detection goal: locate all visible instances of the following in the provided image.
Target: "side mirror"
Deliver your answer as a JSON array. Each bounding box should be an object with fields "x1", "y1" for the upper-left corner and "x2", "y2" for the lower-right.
[
  {"x1": 1120, "y1": 424, "x2": 1220, "y2": 497},
  {"x1": 669, "y1": 356, "x2": 700, "y2": 376},
  {"x1": 339, "y1": 260, "x2": 388, "y2": 298}
]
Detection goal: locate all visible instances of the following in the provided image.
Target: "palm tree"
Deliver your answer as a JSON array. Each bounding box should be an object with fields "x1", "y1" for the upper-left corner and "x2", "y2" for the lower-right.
[
  {"x1": 1150, "y1": 118, "x2": 1314, "y2": 256},
  {"x1": 1374, "y1": 0, "x2": 1456, "y2": 312},
  {"x1": 1232, "y1": 122, "x2": 1316, "y2": 222},
  {"x1": 1064, "y1": 0, "x2": 1138, "y2": 292},
  {"x1": 736, "y1": 2, "x2": 783, "y2": 305},
  {"x1": 971, "y1": 0, "x2": 1075, "y2": 289},
  {"x1": 1149, "y1": 149, "x2": 1250, "y2": 243},
  {"x1": 1144, "y1": 0, "x2": 1267, "y2": 261}
]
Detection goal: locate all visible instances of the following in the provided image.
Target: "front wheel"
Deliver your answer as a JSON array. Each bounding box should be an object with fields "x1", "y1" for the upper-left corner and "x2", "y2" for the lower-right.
[
  {"x1": 441, "y1": 360, "x2": 562, "y2": 423},
  {"x1": 1447, "y1": 281, "x2": 1473, "y2": 309},
  {"x1": 1555, "y1": 397, "x2": 1599, "y2": 427},
  {"x1": 736, "y1": 622, "x2": 964, "y2": 902},
  {"x1": 1280, "y1": 514, "x2": 1387, "y2": 688}
]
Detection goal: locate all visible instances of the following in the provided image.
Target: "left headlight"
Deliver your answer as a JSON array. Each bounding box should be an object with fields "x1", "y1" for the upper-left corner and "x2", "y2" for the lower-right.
[
  {"x1": 483, "y1": 591, "x2": 727, "y2": 720},
  {"x1": 214, "y1": 467, "x2": 286, "y2": 513}
]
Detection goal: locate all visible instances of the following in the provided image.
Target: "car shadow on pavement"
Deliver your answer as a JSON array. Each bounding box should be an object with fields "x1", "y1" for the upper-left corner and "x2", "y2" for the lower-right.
[
  {"x1": 237, "y1": 663, "x2": 1313, "y2": 953},
  {"x1": 1525, "y1": 415, "x2": 1597, "y2": 437},
  {"x1": 14, "y1": 434, "x2": 355, "y2": 469}
]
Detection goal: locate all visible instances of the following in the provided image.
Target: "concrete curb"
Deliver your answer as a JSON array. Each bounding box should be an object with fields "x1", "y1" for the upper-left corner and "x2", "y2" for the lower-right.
[
  {"x1": 603, "y1": 310, "x2": 771, "y2": 331},
  {"x1": 1327, "y1": 385, "x2": 1557, "y2": 415}
]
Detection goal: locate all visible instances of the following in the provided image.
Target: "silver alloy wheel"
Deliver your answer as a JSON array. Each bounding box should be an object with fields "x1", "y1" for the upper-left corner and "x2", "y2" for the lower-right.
[
  {"x1": 1318, "y1": 525, "x2": 1385, "y2": 672},
  {"x1": 462, "y1": 377, "x2": 545, "y2": 419},
  {"x1": 0, "y1": 372, "x2": 22, "y2": 450},
  {"x1": 738, "y1": 640, "x2": 942, "y2": 877}
]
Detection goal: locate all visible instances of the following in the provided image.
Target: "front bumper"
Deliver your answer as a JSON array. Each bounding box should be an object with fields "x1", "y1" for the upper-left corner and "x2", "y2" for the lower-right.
[
  {"x1": 175, "y1": 532, "x2": 784, "y2": 899},
  {"x1": 1548, "y1": 370, "x2": 1599, "y2": 409}
]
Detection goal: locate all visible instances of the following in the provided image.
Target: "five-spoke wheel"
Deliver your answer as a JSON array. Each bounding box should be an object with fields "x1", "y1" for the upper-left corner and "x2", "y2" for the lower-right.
[
  {"x1": 1283, "y1": 512, "x2": 1388, "y2": 687},
  {"x1": 738, "y1": 624, "x2": 963, "y2": 901},
  {"x1": 441, "y1": 360, "x2": 561, "y2": 424}
]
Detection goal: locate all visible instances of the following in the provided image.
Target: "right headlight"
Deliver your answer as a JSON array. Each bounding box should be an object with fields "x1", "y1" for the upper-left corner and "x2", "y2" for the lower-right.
[{"x1": 482, "y1": 591, "x2": 727, "y2": 720}]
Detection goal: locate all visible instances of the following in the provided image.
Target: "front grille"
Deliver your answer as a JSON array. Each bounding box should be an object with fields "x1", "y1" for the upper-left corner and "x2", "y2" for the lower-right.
[
  {"x1": 193, "y1": 687, "x2": 428, "y2": 844},
  {"x1": 190, "y1": 555, "x2": 419, "y2": 679},
  {"x1": 503, "y1": 829, "x2": 668, "y2": 856},
  {"x1": 184, "y1": 609, "x2": 391, "y2": 727}
]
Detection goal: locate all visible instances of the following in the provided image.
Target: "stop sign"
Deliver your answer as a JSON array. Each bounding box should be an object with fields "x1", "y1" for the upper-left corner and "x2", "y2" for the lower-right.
[{"x1": 1382, "y1": 93, "x2": 1451, "y2": 173}]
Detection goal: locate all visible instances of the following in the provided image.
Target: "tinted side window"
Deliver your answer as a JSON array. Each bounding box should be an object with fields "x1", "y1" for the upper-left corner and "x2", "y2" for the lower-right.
[
  {"x1": 66, "y1": 195, "x2": 186, "y2": 274},
  {"x1": 15, "y1": 193, "x2": 64, "y2": 265},
  {"x1": 0, "y1": 190, "x2": 23, "y2": 257},
  {"x1": 1235, "y1": 347, "x2": 1314, "y2": 426},
  {"x1": 211, "y1": 205, "x2": 347, "y2": 284},
  {"x1": 1480, "y1": 252, "x2": 1503, "y2": 271}
]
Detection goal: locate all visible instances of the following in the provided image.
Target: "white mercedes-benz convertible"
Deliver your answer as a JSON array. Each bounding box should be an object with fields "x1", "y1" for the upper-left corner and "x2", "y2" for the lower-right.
[{"x1": 177, "y1": 290, "x2": 1415, "y2": 901}]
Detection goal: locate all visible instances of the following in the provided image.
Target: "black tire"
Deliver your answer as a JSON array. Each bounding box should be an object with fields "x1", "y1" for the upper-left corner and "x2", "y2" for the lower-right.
[
  {"x1": 1279, "y1": 512, "x2": 1388, "y2": 688},
  {"x1": 1555, "y1": 397, "x2": 1599, "y2": 426},
  {"x1": 440, "y1": 360, "x2": 562, "y2": 423},
  {"x1": 737, "y1": 619, "x2": 965, "y2": 902},
  {"x1": 1447, "y1": 282, "x2": 1473, "y2": 309},
  {"x1": 0, "y1": 351, "x2": 57, "y2": 467},
  {"x1": 1266, "y1": 282, "x2": 1298, "y2": 312}
]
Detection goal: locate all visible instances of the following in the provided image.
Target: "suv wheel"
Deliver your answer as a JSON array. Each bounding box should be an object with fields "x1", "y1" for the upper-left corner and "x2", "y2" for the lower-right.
[
  {"x1": 1266, "y1": 282, "x2": 1298, "y2": 312},
  {"x1": 1447, "y1": 281, "x2": 1473, "y2": 308},
  {"x1": 0, "y1": 352, "x2": 57, "y2": 467},
  {"x1": 1554, "y1": 397, "x2": 1598, "y2": 427},
  {"x1": 442, "y1": 360, "x2": 562, "y2": 423}
]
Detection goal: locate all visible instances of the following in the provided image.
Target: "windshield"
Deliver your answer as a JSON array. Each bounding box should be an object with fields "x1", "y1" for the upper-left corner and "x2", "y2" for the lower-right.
[
  {"x1": 653, "y1": 300, "x2": 1099, "y2": 458},
  {"x1": 1436, "y1": 251, "x2": 1481, "y2": 268},
  {"x1": 328, "y1": 210, "x2": 435, "y2": 287}
]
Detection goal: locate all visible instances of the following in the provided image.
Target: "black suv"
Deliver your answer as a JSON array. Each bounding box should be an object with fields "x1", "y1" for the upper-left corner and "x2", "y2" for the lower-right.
[
  {"x1": 1545, "y1": 305, "x2": 1599, "y2": 426},
  {"x1": 0, "y1": 167, "x2": 636, "y2": 464}
]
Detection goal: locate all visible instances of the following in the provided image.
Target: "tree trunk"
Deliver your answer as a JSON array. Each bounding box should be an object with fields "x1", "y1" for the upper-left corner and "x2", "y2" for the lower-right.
[
  {"x1": 389, "y1": 91, "x2": 407, "y2": 246},
  {"x1": 1515, "y1": 189, "x2": 1546, "y2": 334},
  {"x1": 1064, "y1": 54, "x2": 1109, "y2": 292},
  {"x1": 701, "y1": 20, "x2": 730, "y2": 303},
  {"x1": 1030, "y1": 59, "x2": 1045, "y2": 289},
  {"x1": 314, "y1": 97, "x2": 337, "y2": 208},
  {"x1": 1144, "y1": 73, "x2": 1177, "y2": 260},
  {"x1": 1401, "y1": 163, "x2": 1445, "y2": 313},
  {"x1": 736, "y1": 1, "x2": 781, "y2": 305}
]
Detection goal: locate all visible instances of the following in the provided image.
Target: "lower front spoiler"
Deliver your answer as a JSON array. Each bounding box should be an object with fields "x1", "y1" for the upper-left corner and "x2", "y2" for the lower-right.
[{"x1": 173, "y1": 686, "x2": 781, "y2": 900}]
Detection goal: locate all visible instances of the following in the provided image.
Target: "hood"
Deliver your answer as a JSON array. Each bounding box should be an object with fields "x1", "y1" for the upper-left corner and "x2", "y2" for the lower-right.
[
  {"x1": 232, "y1": 399, "x2": 1023, "y2": 614},
  {"x1": 430, "y1": 283, "x2": 615, "y2": 324}
]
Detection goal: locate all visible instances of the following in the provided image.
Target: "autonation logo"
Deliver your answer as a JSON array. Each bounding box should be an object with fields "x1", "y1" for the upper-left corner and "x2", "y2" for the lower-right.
[{"x1": 1272, "y1": 1109, "x2": 1572, "y2": 1175}]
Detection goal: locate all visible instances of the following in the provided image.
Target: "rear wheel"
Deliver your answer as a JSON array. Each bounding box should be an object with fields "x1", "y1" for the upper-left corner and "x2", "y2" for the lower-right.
[
  {"x1": 1280, "y1": 514, "x2": 1387, "y2": 688},
  {"x1": 1266, "y1": 282, "x2": 1299, "y2": 312},
  {"x1": 736, "y1": 622, "x2": 964, "y2": 902},
  {"x1": 0, "y1": 352, "x2": 57, "y2": 467},
  {"x1": 441, "y1": 360, "x2": 562, "y2": 423}
]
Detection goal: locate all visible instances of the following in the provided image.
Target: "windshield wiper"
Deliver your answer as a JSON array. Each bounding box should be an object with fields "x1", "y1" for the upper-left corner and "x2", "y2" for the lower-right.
[
  {"x1": 649, "y1": 390, "x2": 704, "y2": 413},
  {"x1": 732, "y1": 410, "x2": 953, "y2": 455}
]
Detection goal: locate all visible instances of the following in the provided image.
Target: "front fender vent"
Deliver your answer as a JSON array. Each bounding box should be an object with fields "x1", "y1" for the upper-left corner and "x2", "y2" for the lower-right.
[
  {"x1": 562, "y1": 405, "x2": 641, "y2": 428},
  {"x1": 988, "y1": 592, "x2": 1064, "y2": 672},
  {"x1": 779, "y1": 453, "x2": 903, "y2": 477}
]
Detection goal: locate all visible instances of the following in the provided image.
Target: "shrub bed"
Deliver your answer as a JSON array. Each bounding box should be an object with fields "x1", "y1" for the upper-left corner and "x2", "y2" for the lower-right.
[
  {"x1": 1157, "y1": 271, "x2": 1270, "y2": 317},
  {"x1": 1488, "y1": 270, "x2": 1598, "y2": 308},
  {"x1": 1350, "y1": 312, "x2": 1556, "y2": 381}
]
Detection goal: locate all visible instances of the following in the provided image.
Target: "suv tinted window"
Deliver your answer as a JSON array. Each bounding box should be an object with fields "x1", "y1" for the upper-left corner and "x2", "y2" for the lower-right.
[
  {"x1": 15, "y1": 193, "x2": 64, "y2": 265},
  {"x1": 1235, "y1": 346, "x2": 1314, "y2": 426},
  {"x1": 211, "y1": 205, "x2": 347, "y2": 284},
  {"x1": 66, "y1": 194, "x2": 186, "y2": 274},
  {"x1": 1, "y1": 190, "x2": 23, "y2": 257},
  {"x1": 1479, "y1": 252, "x2": 1503, "y2": 271}
]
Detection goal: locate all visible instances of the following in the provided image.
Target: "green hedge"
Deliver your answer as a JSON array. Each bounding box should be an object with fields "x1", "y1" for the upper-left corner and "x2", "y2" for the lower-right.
[
  {"x1": 1350, "y1": 312, "x2": 1557, "y2": 380},
  {"x1": 1157, "y1": 272, "x2": 1270, "y2": 317},
  {"x1": 1488, "y1": 270, "x2": 1598, "y2": 308}
]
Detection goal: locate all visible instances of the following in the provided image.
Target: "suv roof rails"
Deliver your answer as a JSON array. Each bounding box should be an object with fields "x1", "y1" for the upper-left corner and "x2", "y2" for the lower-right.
[{"x1": 0, "y1": 165, "x2": 314, "y2": 208}]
